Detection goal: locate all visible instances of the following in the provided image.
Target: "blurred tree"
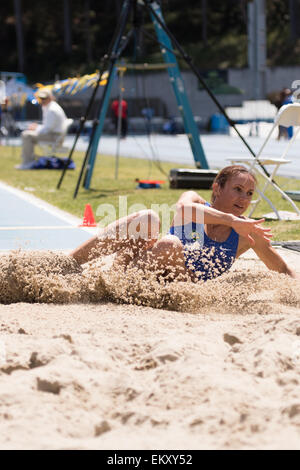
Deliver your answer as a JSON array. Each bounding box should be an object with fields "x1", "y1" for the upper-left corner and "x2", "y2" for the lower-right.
[
  {"x1": 14, "y1": 0, "x2": 25, "y2": 72},
  {"x1": 289, "y1": 0, "x2": 300, "y2": 40},
  {"x1": 0, "y1": 0, "x2": 299, "y2": 83},
  {"x1": 114, "y1": 0, "x2": 122, "y2": 16},
  {"x1": 202, "y1": 0, "x2": 207, "y2": 46},
  {"x1": 63, "y1": 0, "x2": 72, "y2": 55},
  {"x1": 84, "y1": 0, "x2": 93, "y2": 64}
]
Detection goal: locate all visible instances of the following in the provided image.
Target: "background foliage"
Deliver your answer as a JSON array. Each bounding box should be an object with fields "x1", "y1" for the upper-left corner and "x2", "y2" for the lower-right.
[{"x1": 2, "y1": 0, "x2": 300, "y2": 83}]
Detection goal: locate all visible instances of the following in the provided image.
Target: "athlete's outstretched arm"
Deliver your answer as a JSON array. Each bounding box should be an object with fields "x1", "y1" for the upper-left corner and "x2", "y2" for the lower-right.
[
  {"x1": 176, "y1": 191, "x2": 206, "y2": 208},
  {"x1": 251, "y1": 233, "x2": 299, "y2": 279},
  {"x1": 172, "y1": 202, "x2": 272, "y2": 245}
]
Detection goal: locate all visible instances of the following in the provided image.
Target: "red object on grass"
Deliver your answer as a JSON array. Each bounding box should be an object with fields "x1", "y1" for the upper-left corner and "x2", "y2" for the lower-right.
[
  {"x1": 138, "y1": 180, "x2": 165, "y2": 184},
  {"x1": 79, "y1": 204, "x2": 97, "y2": 227}
]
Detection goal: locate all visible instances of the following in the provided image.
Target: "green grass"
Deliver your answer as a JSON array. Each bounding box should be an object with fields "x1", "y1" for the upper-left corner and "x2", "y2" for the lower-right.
[{"x1": 1, "y1": 145, "x2": 300, "y2": 241}]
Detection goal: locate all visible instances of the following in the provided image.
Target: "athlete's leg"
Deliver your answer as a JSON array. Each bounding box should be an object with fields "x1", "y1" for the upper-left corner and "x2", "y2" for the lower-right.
[
  {"x1": 130, "y1": 234, "x2": 188, "y2": 280},
  {"x1": 70, "y1": 209, "x2": 160, "y2": 265}
]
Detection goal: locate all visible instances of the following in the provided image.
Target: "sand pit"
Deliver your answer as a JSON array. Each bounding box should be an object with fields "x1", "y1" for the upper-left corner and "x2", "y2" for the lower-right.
[{"x1": 0, "y1": 248, "x2": 300, "y2": 449}]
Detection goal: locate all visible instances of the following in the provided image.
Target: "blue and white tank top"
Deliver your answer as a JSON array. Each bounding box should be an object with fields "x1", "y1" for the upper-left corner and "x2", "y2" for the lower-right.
[{"x1": 169, "y1": 203, "x2": 239, "y2": 281}]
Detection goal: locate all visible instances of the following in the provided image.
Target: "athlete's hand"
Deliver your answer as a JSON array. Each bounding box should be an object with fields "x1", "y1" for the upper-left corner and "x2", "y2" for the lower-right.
[{"x1": 232, "y1": 217, "x2": 272, "y2": 246}]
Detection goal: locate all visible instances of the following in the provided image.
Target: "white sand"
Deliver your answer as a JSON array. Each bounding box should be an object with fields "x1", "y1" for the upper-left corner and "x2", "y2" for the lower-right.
[{"x1": 0, "y1": 248, "x2": 300, "y2": 450}]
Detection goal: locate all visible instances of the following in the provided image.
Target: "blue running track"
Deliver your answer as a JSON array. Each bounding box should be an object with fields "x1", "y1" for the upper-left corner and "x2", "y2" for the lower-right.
[{"x1": 0, "y1": 182, "x2": 95, "y2": 251}]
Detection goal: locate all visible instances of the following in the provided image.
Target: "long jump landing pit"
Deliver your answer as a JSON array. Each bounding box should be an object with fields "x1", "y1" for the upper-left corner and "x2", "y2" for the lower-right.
[{"x1": 0, "y1": 182, "x2": 300, "y2": 449}]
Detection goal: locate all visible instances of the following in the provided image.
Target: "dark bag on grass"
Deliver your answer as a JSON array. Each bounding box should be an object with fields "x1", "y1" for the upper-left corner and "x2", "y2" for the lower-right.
[{"x1": 31, "y1": 156, "x2": 75, "y2": 170}]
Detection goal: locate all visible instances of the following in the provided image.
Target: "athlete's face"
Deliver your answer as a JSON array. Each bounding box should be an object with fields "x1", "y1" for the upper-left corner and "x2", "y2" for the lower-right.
[{"x1": 213, "y1": 173, "x2": 255, "y2": 216}]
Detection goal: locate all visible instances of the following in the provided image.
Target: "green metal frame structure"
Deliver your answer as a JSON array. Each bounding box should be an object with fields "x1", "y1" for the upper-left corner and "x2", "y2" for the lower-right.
[{"x1": 84, "y1": 0, "x2": 208, "y2": 190}]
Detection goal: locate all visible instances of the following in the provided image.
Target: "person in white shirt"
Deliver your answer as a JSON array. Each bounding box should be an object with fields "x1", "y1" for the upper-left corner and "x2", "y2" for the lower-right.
[{"x1": 16, "y1": 89, "x2": 68, "y2": 169}]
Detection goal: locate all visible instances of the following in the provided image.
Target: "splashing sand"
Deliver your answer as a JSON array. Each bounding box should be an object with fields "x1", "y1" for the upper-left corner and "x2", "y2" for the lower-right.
[{"x1": 0, "y1": 250, "x2": 299, "y2": 315}]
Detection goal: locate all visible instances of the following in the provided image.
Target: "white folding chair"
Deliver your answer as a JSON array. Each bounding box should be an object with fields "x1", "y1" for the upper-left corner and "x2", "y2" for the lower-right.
[
  {"x1": 38, "y1": 118, "x2": 73, "y2": 158},
  {"x1": 228, "y1": 103, "x2": 300, "y2": 220}
]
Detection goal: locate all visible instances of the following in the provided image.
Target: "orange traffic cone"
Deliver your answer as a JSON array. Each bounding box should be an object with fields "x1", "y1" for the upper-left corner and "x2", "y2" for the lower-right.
[{"x1": 79, "y1": 204, "x2": 97, "y2": 227}]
